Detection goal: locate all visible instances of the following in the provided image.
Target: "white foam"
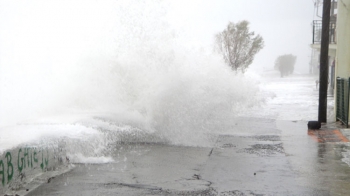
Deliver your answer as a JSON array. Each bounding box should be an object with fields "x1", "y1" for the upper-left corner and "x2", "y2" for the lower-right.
[
  {"x1": 67, "y1": 153, "x2": 114, "y2": 164},
  {"x1": 0, "y1": 123, "x2": 99, "y2": 153}
]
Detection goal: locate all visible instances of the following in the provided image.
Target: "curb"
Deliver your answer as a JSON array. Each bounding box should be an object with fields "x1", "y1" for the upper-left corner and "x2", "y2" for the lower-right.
[{"x1": 340, "y1": 129, "x2": 350, "y2": 142}]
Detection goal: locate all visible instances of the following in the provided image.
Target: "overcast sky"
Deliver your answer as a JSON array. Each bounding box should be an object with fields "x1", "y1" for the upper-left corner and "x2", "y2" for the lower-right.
[
  {"x1": 0, "y1": 0, "x2": 315, "y2": 74},
  {"x1": 167, "y1": 0, "x2": 315, "y2": 73}
]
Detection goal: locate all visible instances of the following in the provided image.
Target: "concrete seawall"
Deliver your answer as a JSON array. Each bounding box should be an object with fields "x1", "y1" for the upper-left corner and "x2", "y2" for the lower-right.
[{"x1": 0, "y1": 141, "x2": 70, "y2": 195}]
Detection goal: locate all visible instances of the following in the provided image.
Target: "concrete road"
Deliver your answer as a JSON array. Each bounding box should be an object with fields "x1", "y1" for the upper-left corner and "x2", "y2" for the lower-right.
[{"x1": 26, "y1": 118, "x2": 350, "y2": 195}]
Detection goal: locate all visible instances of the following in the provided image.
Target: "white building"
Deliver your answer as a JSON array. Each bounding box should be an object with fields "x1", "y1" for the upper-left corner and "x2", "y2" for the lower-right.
[{"x1": 310, "y1": 0, "x2": 350, "y2": 124}]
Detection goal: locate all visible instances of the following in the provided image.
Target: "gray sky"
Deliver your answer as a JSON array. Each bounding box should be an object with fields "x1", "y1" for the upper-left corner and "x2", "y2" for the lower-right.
[
  {"x1": 0, "y1": 0, "x2": 315, "y2": 73},
  {"x1": 167, "y1": 0, "x2": 315, "y2": 73}
]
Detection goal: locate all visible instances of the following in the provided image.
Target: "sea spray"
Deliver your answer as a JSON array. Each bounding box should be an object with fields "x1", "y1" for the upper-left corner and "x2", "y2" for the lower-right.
[{"x1": 0, "y1": 0, "x2": 264, "y2": 149}]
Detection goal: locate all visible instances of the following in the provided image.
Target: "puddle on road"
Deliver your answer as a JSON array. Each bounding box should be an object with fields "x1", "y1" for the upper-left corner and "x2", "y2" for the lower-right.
[
  {"x1": 237, "y1": 143, "x2": 285, "y2": 157},
  {"x1": 216, "y1": 135, "x2": 285, "y2": 157}
]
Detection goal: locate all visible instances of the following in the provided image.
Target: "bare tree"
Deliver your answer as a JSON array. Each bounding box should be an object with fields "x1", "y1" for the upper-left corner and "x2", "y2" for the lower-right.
[{"x1": 215, "y1": 21, "x2": 264, "y2": 72}]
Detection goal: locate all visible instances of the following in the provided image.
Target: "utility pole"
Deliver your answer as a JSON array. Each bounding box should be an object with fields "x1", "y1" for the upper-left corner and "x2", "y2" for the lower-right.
[{"x1": 318, "y1": 0, "x2": 331, "y2": 123}]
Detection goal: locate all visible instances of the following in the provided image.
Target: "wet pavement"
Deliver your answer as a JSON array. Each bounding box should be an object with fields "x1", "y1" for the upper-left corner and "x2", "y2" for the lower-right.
[
  {"x1": 25, "y1": 74, "x2": 350, "y2": 195},
  {"x1": 26, "y1": 121, "x2": 350, "y2": 195}
]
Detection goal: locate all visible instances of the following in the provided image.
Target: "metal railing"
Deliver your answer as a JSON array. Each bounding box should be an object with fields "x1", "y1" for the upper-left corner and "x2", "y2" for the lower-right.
[
  {"x1": 312, "y1": 20, "x2": 337, "y2": 44},
  {"x1": 336, "y1": 77, "x2": 350, "y2": 127}
]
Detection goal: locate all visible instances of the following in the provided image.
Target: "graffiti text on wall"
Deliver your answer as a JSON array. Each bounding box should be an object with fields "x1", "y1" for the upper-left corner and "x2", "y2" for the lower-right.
[{"x1": 0, "y1": 147, "x2": 49, "y2": 186}]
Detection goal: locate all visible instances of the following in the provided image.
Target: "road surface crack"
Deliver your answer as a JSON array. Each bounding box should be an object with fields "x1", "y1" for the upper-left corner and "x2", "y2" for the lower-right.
[{"x1": 104, "y1": 182, "x2": 162, "y2": 191}]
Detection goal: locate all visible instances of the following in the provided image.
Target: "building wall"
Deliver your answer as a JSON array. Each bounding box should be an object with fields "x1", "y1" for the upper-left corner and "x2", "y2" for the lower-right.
[
  {"x1": 335, "y1": 0, "x2": 350, "y2": 123},
  {"x1": 336, "y1": 0, "x2": 350, "y2": 78}
]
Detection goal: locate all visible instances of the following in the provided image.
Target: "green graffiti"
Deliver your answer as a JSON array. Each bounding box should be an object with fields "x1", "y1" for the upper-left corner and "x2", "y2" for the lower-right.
[
  {"x1": 24, "y1": 148, "x2": 29, "y2": 168},
  {"x1": 40, "y1": 149, "x2": 44, "y2": 170},
  {"x1": 1, "y1": 147, "x2": 51, "y2": 186},
  {"x1": 18, "y1": 148, "x2": 24, "y2": 172},
  {"x1": 45, "y1": 149, "x2": 49, "y2": 167},
  {"x1": 33, "y1": 148, "x2": 38, "y2": 163},
  {"x1": 0, "y1": 160, "x2": 4, "y2": 186},
  {"x1": 30, "y1": 151, "x2": 33, "y2": 168},
  {"x1": 5, "y1": 152, "x2": 13, "y2": 183}
]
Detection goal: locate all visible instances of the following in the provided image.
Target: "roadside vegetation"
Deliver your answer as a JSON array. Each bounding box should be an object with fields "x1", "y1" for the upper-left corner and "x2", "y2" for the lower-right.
[
  {"x1": 274, "y1": 54, "x2": 297, "y2": 77},
  {"x1": 215, "y1": 20, "x2": 264, "y2": 73}
]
